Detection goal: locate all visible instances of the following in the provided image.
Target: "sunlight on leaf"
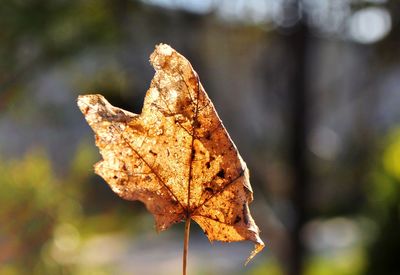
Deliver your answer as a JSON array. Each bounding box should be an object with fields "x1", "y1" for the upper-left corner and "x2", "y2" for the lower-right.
[{"x1": 77, "y1": 44, "x2": 264, "y2": 265}]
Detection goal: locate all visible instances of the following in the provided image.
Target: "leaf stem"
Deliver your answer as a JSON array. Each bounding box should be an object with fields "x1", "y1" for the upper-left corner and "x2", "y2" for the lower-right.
[{"x1": 183, "y1": 217, "x2": 191, "y2": 275}]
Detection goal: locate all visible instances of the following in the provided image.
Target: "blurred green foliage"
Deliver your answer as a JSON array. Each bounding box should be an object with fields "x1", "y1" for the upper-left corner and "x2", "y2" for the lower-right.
[
  {"x1": 0, "y1": 0, "x2": 119, "y2": 61},
  {"x1": 365, "y1": 129, "x2": 400, "y2": 275},
  {"x1": 0, "y1": 143, "x2": 149, "y2": 274},
  {"x1": 305, "y1": 249, "x2": 365, "y2": 275},
  {"x1": 0, "y1": 149, "x2": 59, "y2": 273}
]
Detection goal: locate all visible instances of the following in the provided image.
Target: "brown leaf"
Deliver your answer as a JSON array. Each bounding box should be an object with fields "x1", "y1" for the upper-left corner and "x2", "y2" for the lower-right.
[{"x1": 77, "y1": 44, "x2": 264, "y2": 263}]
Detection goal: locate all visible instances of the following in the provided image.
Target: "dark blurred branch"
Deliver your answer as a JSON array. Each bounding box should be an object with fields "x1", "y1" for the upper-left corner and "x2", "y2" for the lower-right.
[{"x1": 284, "y1": 1, "x2": 310, "y2": 275}]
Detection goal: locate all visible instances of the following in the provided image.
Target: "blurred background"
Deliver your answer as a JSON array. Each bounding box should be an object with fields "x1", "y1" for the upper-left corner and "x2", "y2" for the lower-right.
[{"x1": 1, "y1": 0, "x2": 399, "y2": 274}]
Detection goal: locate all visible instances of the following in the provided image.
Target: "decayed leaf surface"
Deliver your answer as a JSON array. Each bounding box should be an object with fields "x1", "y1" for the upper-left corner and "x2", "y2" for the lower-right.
[{"x1": 77, "y1": 44, "x2": 264, "y2": 262}]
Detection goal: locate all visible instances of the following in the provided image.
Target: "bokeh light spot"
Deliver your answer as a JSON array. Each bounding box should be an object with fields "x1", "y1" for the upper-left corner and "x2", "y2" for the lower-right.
[
  {"x1": 53, "y1": 223, "x2": 80, "y2": 252},
  {"x1": 309, "y1": 126, "x2": 340, "y2": 160},
  {"x1": 348, "y1": 7, "x2": 391, "y2": 44}
]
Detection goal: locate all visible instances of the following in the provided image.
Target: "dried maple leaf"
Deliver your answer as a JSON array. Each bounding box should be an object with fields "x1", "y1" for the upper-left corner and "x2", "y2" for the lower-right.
[{"x1": 77, "y1": 44, "x2": 264, "y2": 269}]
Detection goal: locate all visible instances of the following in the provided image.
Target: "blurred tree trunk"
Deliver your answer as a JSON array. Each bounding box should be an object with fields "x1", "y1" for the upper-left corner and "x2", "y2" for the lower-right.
[{"x1": 284, "y1": 1, "x2": 310, "y2": 275}]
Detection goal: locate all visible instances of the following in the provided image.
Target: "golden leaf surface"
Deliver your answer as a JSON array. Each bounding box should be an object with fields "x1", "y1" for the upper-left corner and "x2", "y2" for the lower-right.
[{"x1": 77, "y1": 44, "x2": 264, "y2": 263}]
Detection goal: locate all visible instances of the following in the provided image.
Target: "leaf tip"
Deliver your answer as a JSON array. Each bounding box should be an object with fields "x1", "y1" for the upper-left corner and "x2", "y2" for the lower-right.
[
  {"x1": 76, "y1": 94, "x2": 106, "y2": 115},
  {"x1": 244, "y1": 241, "x2": 265, "y2": 266},
  {"x1": 150, "y1": 43, "x2": 185, "y2": 73},
  {"x1": 155, "y1": 43, "x2": 174, "y2": 56}
]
